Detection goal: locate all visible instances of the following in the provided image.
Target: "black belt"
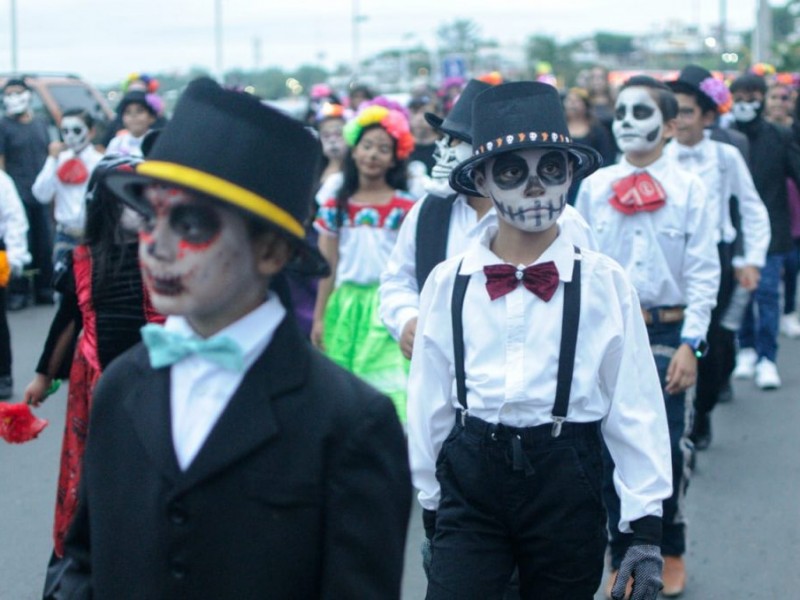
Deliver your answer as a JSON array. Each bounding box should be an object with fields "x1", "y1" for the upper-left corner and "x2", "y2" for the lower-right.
[{"x1": 451, "y1": 246, "x2": 582, "y2": 438}]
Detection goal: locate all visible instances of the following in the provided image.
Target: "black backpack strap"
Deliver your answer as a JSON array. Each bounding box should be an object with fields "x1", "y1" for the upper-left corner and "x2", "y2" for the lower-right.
[
  {"x1": 416, "y1": 193, "x2": 458, "y2": 290},
  {"x1": 551, "y1": 246, "x2": 582, "y2": 437},
  {"x1": 451, "y1": 261, "x2": 470, "y2": 411}
]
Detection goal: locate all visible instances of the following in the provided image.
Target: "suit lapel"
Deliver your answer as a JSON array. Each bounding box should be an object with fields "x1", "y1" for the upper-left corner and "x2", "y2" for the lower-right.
[
  {"x1": 123, "y1": 347, "x2": 181, "y2": 481},
  {"x1": 177, "y1": 316, "x2": 309, "y2": 491}
]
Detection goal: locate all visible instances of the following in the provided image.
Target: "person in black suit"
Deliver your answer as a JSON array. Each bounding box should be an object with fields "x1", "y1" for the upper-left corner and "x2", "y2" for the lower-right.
[{"x1": 55, "y1": 77, "x2": 412, "y2": 599}]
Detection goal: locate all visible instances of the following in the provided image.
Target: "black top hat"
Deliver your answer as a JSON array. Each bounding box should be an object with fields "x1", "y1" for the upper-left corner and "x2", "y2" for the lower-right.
[
  {"x1": 106, "y1": 77, "x2": 328, "y2": 276},
  {"x1": 424, "y1": 79, "x2": 491, "y2": 143},
  {"x1": 449, "y1": 82, "x2": 603, "y2": 196},
  {"x1": 667, "y1": 65, "x2": 718, "y2": 113}
]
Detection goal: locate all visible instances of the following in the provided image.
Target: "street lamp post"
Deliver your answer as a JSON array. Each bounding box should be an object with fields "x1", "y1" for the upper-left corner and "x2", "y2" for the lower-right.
[
  {"x1": 214, "y1": 0, "x2": 224, "y2": 83},
  {"x1": 10, "y1": 0, "x2": 18, "y2": 72}
]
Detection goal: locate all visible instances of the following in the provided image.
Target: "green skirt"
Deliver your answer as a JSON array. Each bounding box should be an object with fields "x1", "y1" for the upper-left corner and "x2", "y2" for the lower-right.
[{"x1": 323, "y1": 281, "x2": 409, "y2": 422}]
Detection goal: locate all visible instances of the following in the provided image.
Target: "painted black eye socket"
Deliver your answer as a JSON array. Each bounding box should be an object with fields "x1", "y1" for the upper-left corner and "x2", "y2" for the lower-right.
[
  {"x1": 537, "y1": 151, "x2": 567, "y2": 184},
  {"x1": 614, "y1": 106, "x2": 626, "y2": 121},
  {"x1": 492, "y1": 154, "x2": 529, "y2": 188},
  {"x1": 632, "y1": 104, "x2": 655, "y2": 120},
  {"x1": 169, "y1": 204, "x2": 222, "y2": 245}
]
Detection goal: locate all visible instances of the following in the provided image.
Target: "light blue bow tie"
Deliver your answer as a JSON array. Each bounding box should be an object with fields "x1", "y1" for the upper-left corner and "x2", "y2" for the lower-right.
[
  {"x1": 141, "y1": 324, "x2": 245, "y2": 371},
  {"x1": 677, "y1": 147, "x2": 704, "y2": 162}
]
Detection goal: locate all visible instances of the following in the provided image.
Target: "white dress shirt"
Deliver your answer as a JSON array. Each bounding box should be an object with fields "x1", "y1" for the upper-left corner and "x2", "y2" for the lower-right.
[
  {"x1": 407, "y1": 227, "x2": 671, "y2": 533},
  {"x1": 31, "y1": 145, "x2": 104, "y2": 231},
  {"x1": 379, "y1": 193, "x2": 597, "y2": 341},
  {"x1": 0, "y1": 170, "x2": 30, "y2": 269},
  {"x1": 167, "y1": 294, "x2": 286, "y2": 470},
  {"x1": 575, "y1": 154, "x2": 720, "y2": 340},
  {"x1": 665, "y1": 132, "x2": 770, "y2": 268}
]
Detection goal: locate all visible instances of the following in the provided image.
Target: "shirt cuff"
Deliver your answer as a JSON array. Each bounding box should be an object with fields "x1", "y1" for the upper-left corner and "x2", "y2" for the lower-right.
[{"x1": 630, "y1": 515, "x2": 663, "y2": 546}]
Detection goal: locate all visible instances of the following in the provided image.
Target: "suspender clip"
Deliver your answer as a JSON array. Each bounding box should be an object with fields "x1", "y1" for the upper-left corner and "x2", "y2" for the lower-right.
[
  {"x1": 551, "y1": 416, "x2": 565, "y2": 438},
  {"x1": 459, "y1": 409, "x2": 468, "y2": 426}
]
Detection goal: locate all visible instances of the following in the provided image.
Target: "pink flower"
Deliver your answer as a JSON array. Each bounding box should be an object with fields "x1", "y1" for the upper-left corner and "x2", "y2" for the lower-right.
[{"x1": 698, "y1": 77, "x2": 732, "y2": 111}]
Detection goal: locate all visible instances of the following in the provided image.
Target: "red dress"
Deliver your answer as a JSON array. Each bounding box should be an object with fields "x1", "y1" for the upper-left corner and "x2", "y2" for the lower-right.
[{"x1": 36, "y1": 243, "x2": 163, "y2": 556}]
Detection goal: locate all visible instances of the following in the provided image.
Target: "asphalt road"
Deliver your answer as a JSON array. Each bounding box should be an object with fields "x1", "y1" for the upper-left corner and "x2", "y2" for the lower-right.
[{"x1": 1, "y1": 304, "x2": 798, "y2": 599}]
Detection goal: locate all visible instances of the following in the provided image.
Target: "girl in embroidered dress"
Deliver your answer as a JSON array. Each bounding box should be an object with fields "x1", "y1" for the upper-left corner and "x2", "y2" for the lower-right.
[
  {"x1": 312, "y1": 105, "x2": 415, "y2": 420},
  {"x1": 23, "y1": 156, "x2": 164, "y2": 560}
]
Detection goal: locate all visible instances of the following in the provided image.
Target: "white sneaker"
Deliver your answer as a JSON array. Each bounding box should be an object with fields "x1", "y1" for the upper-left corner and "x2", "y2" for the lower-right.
[
  {"x1": 754, "y1": 358, "x2": 782, "y2": 390},
  {"x1": 733, "y1": 347, "x2": 758, "y2": 379},
  {"x1": 780, "y1": 313, "x2": 800, "y2": 338}
]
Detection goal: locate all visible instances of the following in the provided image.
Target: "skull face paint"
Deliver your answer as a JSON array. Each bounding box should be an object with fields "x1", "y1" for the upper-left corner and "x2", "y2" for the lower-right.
[
  {"x1": 731, "y1": 100, "x2": 762, "y2": 123},
  {"x1": 475, "y1": 148, "x2": 571, "y2": 232},
  {"x1": 137, "y1": 185, "x2": 263, "y2": 323},
  {"x1": 427, "y1": 135, "x2": 473, "y2": 196},
  {"x1": 612, "y1": 87, "x2": 664, "y2": 154},
  {"x1": 60, "y1": 116, "x2": 91, "y2": 153},
  {"x1": 3, "y1": 89, "x2": 31, "y2": 116}
]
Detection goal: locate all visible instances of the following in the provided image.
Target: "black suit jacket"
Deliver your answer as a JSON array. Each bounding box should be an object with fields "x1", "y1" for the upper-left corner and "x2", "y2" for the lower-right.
[{"x1": 59, "y1": 317, "x2": 412, "y2": 599}]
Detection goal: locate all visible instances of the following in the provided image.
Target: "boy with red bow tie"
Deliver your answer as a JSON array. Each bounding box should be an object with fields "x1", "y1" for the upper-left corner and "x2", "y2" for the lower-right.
[
  {"x1": 408, "y1": 81, "x2": 672, "y2": 600},
  {"x1": 575, "y1": 75, "x2": 720, "y2": 597}
]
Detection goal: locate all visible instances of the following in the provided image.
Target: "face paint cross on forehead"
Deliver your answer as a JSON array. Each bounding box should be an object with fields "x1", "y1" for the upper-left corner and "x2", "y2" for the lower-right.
[
  {"x1": 612, "y1": 87, "x2": 664, "y2": 154},
  {"x1": 60, "y1": 116, "x2": 90, "y2": 153},
  {"x1": 476, "y1": 148, "x2": 571, "y2": 232}
]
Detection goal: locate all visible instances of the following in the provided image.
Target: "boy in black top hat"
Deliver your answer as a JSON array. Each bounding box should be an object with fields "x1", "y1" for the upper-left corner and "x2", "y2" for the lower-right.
[
  {"x1": 56, "y1": 77, "x2": 411, "y2": 599},
  {"x1": 408, "y1": 81, "x2": 671, "y2": 600}
]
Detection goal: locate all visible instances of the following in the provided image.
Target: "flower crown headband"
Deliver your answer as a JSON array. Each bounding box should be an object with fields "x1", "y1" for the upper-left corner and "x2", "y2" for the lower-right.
[
  {"x1": 698, "y1": 76, "x2": 732, "y2": 114},
  {"x1": 343, "y1": 105, "x2": 415, "y2": 160},
  {"x1": 316, "y1": 101, "x2": 345, "y2": 122}
]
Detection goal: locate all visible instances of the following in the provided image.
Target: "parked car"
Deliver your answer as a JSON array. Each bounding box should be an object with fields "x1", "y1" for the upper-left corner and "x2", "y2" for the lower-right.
[{"x1": 0, "y1": 72, "x2": 115, "y2": 145}]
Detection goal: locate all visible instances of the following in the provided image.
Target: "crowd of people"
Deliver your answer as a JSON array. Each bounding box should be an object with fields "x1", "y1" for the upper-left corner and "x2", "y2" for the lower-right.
[{"x1": 0, "y1": 60, "x2": 797, "y2": 599}]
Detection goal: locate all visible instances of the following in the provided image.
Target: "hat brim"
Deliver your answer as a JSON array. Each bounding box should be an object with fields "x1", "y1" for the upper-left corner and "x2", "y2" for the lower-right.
[
  {"x1": 449, "y1": 142, "x2": 603, "y2": 197},
  {"x1": 666, "y1": 80, "x2": 718, "y2": 113},
  {"x1": 105, "y1": 164, "x2": 330, "y2": 278},
  {"x1": 424, "y1": 112, "x2": 471, "y2": 143}
]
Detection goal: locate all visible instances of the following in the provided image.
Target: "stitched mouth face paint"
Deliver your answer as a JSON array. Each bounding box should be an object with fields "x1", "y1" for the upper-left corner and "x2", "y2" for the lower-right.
[
  {"x1": 612, "y1": 87, "x2": 664, "y2": 154},
  {"x1": 476, "y1": 148, "x2": 571, "y2": 232},
  {"x1": 138, "y1": 185, "x2": 259, "y2": 321}
]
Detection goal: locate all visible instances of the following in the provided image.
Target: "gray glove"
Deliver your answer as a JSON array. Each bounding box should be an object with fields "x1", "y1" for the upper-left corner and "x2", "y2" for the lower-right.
[{"x1": 612, "y1": 544, "x2": 663, "y2": 600}]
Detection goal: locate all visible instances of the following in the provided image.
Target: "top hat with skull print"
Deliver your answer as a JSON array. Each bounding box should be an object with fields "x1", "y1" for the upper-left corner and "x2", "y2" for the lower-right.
[
  {"x1": 449, "y1": 82, "x2": 603, "y2": 196},
  {"x1": 424, "y1": 79, "x2": 491, "y2": 143},
  {"x1": 106, "y1": 77, "x2": 328, "y2": 276}
]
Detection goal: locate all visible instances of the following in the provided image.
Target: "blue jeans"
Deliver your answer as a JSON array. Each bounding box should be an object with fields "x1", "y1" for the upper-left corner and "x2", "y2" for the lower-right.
[
  {"x1": 739, "y1": 253, "x2": 788, "y2": 362},
  {"x1": 604, "y1": 319, "x2": 692, "y2": 566},
  {"x1": 783, "y1": 240, "x2": 800, "y2": 315}
]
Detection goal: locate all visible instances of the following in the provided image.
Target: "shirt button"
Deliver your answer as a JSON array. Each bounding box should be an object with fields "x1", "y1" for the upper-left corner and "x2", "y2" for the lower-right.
[
  {"x1": 170, "y1": 559, "x2": 187, "y2": 580},
  {"x1": 635, "y1": 229, "x2": 642, "y2": 235},
  {"x1": 168, "y1": 502, "x2": 188, "y2": 525}
]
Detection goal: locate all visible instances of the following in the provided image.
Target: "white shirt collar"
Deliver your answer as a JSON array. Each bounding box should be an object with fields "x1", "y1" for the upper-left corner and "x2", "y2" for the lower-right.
[
  {"x1": 164, "y1": 293, "x2": 287, "y2": 367},
  {"x1": 460, "y1": 224, "x2": 577, "y2": 282}
]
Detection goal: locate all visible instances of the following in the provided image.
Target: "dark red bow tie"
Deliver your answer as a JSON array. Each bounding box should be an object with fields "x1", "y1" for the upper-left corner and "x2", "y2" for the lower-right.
[{"x1": 483, "y1": 262, "x2": 560, "y2": 301}]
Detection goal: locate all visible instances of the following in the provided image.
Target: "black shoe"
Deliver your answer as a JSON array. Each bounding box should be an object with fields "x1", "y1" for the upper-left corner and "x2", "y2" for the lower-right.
[
  {"x1": 690, "y1": 412, "x2": 712, "y2": 451},
  {"x1": 6, "y1": 294, "x2": 28, "y2": 311},
  {"x1": 717, "y1": 381, "x2": 733, "y2": 404},
  {"x1": 0, "y1": 375, "x2": 13, "y2": 399}
]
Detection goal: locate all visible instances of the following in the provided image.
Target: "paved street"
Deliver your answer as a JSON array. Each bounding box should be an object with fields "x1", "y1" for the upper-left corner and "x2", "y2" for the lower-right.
[{"x1": 2, "y1": 304, "x2": 799, "y2": 599}]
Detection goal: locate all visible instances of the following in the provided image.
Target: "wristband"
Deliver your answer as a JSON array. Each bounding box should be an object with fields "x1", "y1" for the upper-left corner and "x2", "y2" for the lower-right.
[{"x1": 630, "y1": 515, "x2": 662, "y2": 546}]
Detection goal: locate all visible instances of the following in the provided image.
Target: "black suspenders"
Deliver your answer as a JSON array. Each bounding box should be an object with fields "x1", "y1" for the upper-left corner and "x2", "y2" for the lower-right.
[{"x1": 451, "y1": 247, "x2": 582, "y2": 437}]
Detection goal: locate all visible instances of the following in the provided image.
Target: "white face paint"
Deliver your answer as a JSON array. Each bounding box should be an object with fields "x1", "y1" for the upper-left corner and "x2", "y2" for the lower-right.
[
  {"x1": 427, "y1": 135, "x2": 473, "y2": 196},
  {"x1": 3, "y1": 89, "x2": 31, "y2": 116},
  {"x1": 138, "y1": 186, "x2": 263, "y2": 326},
  {"x1": 612, "y1": 87, "x2": 664, "y2": 154},
  {"x1": 60, "y1": 116, "x2": 90, "y2": 153},
  {"x1": 731, "y1": 100, "x2": 761, "y2": 123},
  {"x1": 475, "y1": 148, "x2": 572, "y2": 232}
]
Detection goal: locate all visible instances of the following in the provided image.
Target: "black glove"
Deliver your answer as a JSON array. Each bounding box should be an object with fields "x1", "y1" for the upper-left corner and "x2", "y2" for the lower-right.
[
  {"x1": 421, "y1": 509, "x2": 437, "y2": 579},
  {"x1": 612, "y1": 516, "x2": 663, "y2": 600}
]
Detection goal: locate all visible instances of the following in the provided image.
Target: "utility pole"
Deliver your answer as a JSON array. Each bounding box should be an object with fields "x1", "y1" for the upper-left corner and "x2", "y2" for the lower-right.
[
  {"x1": 753, "y1": 0, "x2": 772, "y2": 63},
  {"x1": 719, "y1": 0, "x2": 727, "y2": 51},
  {"x1": 215, "y1": 0, "x2": 224, "y2": 83},
  {"x1": 10, "y1": 0, "x2": 18, "y2": 72}
]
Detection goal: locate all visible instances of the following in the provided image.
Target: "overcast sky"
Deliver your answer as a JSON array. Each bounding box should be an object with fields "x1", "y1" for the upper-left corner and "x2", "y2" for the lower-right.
[{"x1": 0, "y1": 0, "x2": 766, "y2": 86}]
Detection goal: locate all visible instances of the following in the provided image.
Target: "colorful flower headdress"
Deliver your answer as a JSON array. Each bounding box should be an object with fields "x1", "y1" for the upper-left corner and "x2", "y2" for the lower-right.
[
  {"x1": 316, "y1": 101, "x2": 345, "y2": 122},
  {"x1": 699, "y1": 76, "x2": 732, "y2": 114},
  {"x1": 123, "y1": 72, "x2": 160, "y2": 94},
  {"x1": 343, "y1": 105, "x2": 415, "y2": 160}
]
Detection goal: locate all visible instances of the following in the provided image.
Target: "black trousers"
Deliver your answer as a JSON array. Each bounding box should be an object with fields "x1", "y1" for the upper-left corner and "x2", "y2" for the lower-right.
[
  {"x1": 427, "y1": 416, "x2": 606, "y2": 600},
  {"x1": 696, "y1": 242, "x2": 736, "y2": 416},
  {"x1": 0, "y1": 286, "x2": 10, "y2": 376},
  {"x1": 9, "y1": 200, "x2": 54, "y2": 299}
]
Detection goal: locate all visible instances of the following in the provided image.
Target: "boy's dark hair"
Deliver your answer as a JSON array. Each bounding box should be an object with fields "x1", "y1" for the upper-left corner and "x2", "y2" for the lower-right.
[
  {"x1": 3, "y1": 77, "x2": 29, "y2": 92},
  {"x1": 620, "y1": 75, "x2": 679, "y2": 120},
  {"x1": 334, "y1": 124, "x2": 408, "y2": 227},
  {"x1": 730, "y1": 74, "x2": 768, "y2": 96},
  {"x1": 61, "y1": 107, "x2": 95, "y2": 130}
]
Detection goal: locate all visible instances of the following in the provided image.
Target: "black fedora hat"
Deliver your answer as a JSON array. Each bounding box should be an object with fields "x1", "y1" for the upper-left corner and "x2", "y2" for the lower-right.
[
  {"x1": 106, "y1": 77, "x2": 328, "y2": 276},
  {"x1": 667, "y1": 65, "x2": 721, "y2": 113},
  {"x1": 449, "y1": 81, "x2": 603, "y2": 196},
  {"x1": 424, "y1": 79, "x2": 491, "y2": 143}
]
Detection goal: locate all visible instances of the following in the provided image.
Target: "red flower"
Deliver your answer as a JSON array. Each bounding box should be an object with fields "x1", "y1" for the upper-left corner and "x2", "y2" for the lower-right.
[{"x1": 0, "y1": 403, "x2": 49, "y2": 444}]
